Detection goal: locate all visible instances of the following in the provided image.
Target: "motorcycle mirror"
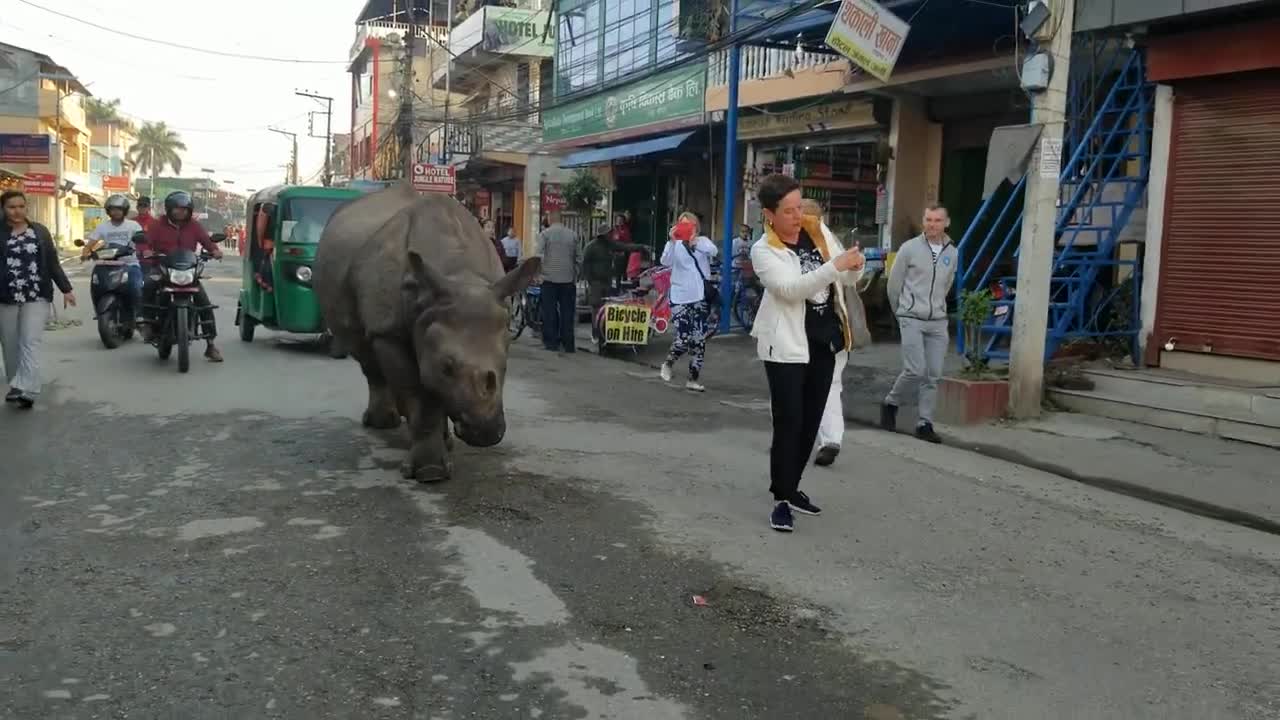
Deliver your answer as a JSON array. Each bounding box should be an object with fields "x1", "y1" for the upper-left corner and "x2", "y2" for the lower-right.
[
  {"x1": 73, "y1": 238, "x2": 85, "y2": 247},
  {"x1": 132, "y1": 231, "x2": 147, "y2": 244},
  {"x1": 211, "y1": 233, "x2": 227, "y2": 243}
]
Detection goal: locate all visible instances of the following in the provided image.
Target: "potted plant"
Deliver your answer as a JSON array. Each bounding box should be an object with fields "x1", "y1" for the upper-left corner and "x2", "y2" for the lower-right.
[{"x1": 938, "y1": 288, "x2": 1010, "y2": 425}]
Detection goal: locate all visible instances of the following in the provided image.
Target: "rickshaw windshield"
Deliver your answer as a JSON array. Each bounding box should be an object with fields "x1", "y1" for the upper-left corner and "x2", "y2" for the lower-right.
[{"x1": 279, "y1": 197, "x2": 346, "y2": 243}]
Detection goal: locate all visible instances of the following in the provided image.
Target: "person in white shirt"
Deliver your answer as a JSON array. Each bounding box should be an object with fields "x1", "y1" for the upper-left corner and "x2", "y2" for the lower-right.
[
  {"x1": 658, "y1": 211, "x2": 718, "y2": 392},
  {"x1": 750, "y1": 175, "x2": 864, "y2": 532},
  {"x1": 500, "y1": 226, "x2": 521, "y2": 271},
  {"x1": 84, "y1": 194, "x2": 144, "y2": 319}
]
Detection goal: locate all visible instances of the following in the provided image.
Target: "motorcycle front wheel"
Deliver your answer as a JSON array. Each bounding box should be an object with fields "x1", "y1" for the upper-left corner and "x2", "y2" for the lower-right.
[
  {"x1": 175, "y1": 305, "x2": 191, "y2": 373},
  {"x1": 96, "y1": 298, "x2": 123, "y2": 349}
]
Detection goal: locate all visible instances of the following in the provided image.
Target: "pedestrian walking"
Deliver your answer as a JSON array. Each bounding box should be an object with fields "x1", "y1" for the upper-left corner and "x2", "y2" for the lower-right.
[
  {"x1": 803, "y1": 201, "x2": 873, "y2": 467},
  {"x1": 881, "y1": 205, "x2": 958, "y2": 444},
  {"x1": 534, "y1": 212, "x2": 580, "y2": 353},
  {"x1": 750, "y1": 175, "x2": 864, "y2": 532},
  {"x1": 658, "y1": 212, "x2": 717, "y2": 392},
  {"x1": 1, "y1": 190, "x2": 76, "y2": 409}
]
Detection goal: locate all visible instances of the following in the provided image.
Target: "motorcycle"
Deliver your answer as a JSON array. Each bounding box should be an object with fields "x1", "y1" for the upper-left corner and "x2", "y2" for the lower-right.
[
  {"x1": 142, "y1": 248, "x2": 217, "y2": 374},
  {"x1": 73, "y1": 238, "x2": 138, "y2": 349}
]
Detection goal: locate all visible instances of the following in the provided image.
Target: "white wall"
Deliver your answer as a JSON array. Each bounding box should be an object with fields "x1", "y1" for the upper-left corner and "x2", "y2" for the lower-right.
[{"x1": 1139, "y1": 84, "x2": 1174, "y2": 360}]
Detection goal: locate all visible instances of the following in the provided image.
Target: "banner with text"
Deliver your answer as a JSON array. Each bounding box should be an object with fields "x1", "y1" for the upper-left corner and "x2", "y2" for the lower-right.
[
  {"x1": 412, "y1": 163, "x2": 457, "y2": 194},
  {"x1": 602, "y1": 303, "x2": 651, "y2": 345},
  {"x1": 0, "y1": 134, "x2": 51, "y2": 164},
  {"x1": 825, "y1": 0, "x2": 910, "y2": 83},
  {"x1": 543, "y1": 63, "x2": 706, "y2": 145},
  {"x1": 22, "y1": 172, "x2": 56, "y2": 196}
]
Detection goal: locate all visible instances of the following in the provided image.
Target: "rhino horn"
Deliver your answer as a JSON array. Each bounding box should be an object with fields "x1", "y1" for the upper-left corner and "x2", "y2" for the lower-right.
[
  {"x1": 492, "y1": 257, "x2": 541, "y2": 300},
  {"x1": 403, "y1": 250, "x2": 451, "y2": 308}
]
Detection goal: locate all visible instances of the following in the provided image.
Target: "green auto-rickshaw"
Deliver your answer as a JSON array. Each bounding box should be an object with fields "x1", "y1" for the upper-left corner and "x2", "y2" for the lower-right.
[{"x1": 234, "y1": 185, "x2": 361, "y2": 352}]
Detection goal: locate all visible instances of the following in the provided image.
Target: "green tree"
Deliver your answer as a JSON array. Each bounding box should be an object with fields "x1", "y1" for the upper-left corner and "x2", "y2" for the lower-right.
[{"x1": 129, "y1": 122, "x2": 187, "y2": 196}]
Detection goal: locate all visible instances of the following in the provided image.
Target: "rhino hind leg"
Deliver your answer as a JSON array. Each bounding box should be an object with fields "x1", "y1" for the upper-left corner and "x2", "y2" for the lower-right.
[{"x1": 353, "y1": 345, "x2": 400, "y2": 430}]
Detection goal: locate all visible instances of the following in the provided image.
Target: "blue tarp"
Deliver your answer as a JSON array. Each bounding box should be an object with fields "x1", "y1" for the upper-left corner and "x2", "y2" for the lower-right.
[{"x1": 558, "y1": 131, "x2": 696, "y2": 168}]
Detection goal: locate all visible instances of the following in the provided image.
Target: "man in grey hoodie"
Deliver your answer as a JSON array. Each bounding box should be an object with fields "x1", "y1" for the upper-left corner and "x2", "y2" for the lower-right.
[{"x1": 881, "y1": 205, "x2": 958, "y2": 443}]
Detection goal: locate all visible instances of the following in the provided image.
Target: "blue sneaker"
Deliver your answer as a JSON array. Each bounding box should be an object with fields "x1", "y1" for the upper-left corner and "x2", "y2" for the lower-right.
[
  {"x1": 770, "y1": 502, "x2": 794, "y2": 532},
  {"x1": 788, "y1": 491, "x2": 822, "y2": 516}
]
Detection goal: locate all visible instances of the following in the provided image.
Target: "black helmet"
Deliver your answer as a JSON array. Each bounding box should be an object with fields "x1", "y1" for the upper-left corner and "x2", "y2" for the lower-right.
[
  {"x1": 164, "y1": 191, "x2": 194, "y2": 219},
  {"x1": 105, "y1": 194, "x2": 130, "y2": 213},
  {"x1": 137, "y1": 195, "x2": 152, "y2": 207}
]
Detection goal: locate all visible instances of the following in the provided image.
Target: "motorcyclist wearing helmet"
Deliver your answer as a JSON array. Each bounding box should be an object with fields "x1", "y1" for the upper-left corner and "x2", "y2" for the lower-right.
[
  {"x1": 83, "y1": 194, "x2": 145, "y2": 317},
  {"x1": 139, "y1": 191, "x2": 225, "y2": 362}
]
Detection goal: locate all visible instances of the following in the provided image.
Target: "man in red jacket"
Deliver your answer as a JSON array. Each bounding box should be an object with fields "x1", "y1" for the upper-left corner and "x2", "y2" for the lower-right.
[{"x1": 140, "y1": 191, "x2": 225, "y2": 362}]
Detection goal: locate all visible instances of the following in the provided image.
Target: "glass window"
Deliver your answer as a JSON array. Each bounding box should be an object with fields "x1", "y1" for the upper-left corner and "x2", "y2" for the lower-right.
[
  {"x1": 603, "y1": 0, "x2": 653, "y2": 82},
  {"x1": 557, "y1": 0, "x2": 600, "y2": 95},
  {"x1": 516, "y1": 62, "x2": 531, "y2": 109},
  {"x1": 282, "y1": 198, "x2": 348, "y2": 243},
  {"x1": 655, "y1": 0, "x2": 677, "y2": 64}
]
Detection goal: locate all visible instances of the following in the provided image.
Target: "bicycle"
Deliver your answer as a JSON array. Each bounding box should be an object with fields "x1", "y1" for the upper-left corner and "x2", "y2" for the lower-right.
[{"x1": 508, "y1": 282, "x2": 542, "y2": 340}]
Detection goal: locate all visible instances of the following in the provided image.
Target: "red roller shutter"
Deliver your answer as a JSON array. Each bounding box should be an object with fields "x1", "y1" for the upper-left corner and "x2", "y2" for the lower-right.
[{"x1": 1154, "y1": 69, "x2": 1280, "y2": 361}]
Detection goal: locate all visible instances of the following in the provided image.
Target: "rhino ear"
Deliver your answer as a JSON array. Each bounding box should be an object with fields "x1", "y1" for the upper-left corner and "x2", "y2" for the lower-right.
[
  {"x1": 403, "y1": 250, "x2": 450, "y2": 308},
  {"x1": 492, "y1": 257, "x2": 541, "y2": 300}
]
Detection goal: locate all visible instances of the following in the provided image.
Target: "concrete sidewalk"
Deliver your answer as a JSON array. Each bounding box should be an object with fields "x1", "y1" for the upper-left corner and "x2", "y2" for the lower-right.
[{"x1": 570, "y1": 322, "x2": 1280, "y2": 531}]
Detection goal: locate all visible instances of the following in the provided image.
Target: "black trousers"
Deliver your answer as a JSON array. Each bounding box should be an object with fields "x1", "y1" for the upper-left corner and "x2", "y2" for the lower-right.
[
  {"x1": 540, "y1": 281, "x2": 577, "y2": 351},
  {"x1": 764, "y1": 339, "x2": 836, "y2": 502}
]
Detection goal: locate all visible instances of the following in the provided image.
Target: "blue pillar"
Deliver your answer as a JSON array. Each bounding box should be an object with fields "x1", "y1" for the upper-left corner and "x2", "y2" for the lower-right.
[{"x1": 718, "y1": 0, "x2": 741, "y2": 333}]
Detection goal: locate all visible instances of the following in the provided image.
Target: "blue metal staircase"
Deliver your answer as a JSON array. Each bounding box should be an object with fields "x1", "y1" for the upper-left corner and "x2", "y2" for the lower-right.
[{"x1": 954, "y1": 41, "x2": 1154, "y2": 364}]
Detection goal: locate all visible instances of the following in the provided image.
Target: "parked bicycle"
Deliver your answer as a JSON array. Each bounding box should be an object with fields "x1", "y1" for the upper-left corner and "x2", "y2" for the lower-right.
[{"x1": 508, "y1": 281, "x2": 543, "y2": 340}]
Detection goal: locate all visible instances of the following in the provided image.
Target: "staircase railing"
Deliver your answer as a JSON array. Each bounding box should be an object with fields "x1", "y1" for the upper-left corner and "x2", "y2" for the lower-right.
[{"x1": 954, "y1": 44, "x2": 1153, "y2": 365}]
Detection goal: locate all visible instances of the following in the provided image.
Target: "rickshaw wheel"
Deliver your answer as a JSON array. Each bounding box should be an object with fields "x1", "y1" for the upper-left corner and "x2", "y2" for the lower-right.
[
  {"x1": 238, "y1": 304, "x2": 256, "y2": 343},
  {"x1": 323, "y1": 330, "x2": 347, "y2": 359}
]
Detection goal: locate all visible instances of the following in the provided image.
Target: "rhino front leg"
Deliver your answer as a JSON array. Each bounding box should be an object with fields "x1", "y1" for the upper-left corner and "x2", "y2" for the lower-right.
[
  {"x1": 353, "y1": 344, "x2": 400, "y2": 430},
  {"x1": 369, "y1": 338, "x2": 452, "y2": 482}
]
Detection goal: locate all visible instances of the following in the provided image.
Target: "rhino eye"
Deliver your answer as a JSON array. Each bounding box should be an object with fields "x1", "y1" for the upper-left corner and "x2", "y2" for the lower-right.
[{"x1": 441, "y1": 358, "x2": 459, "y2": 378}]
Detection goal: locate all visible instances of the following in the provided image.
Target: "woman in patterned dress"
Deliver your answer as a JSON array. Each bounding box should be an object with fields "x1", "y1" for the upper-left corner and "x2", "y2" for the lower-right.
[{"x1": 1, "y1": 191, "x2": 76, "y2": 409}]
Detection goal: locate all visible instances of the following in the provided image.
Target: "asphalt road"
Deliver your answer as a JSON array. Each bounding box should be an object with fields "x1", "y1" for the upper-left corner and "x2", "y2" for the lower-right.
[{"x1": 2, "y1": 262, "x2": 1278, "y2": 720}]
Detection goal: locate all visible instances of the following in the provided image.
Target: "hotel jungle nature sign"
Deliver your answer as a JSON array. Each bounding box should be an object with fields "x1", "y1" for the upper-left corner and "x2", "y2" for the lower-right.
[
  {"x1": 825, "y1": 0, "x2": 911, "y2": 83},
  {"x1": 542, "y1": 63, "x2": 707, "y2": 145}
]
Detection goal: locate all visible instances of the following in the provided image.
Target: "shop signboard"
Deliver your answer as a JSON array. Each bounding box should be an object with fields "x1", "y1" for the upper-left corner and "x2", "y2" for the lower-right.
[
  {"x1": 0, "y1": 134, "x2": 51, "y2": 164},
  {"x1": 738, "y1": 99, "x2": 879, "y2": 141},
  {"x1": 542, "y1": 63, "x2": 707, "y2": 145},
  {"x1": 452, "y1": 8, "x2": 554, "y2": 58},
  {"x1": 474, "y1": 188, "x2": 492, "y2": 220},
  {"x1": 412, "y1": 163, "x2": 456, "y2": 194},
  {"x1": 540, "y1": 182, "x2": 566, "y2": 212},
  {"x1": 102, "y1": 174, "x2": 130, "y2": 193},
  {"x1": 23, "y1": 172, "x2": 56, "y2": 196},
  {"x1": 825, "y1": 0, "x2": 910, "y2": 82},
  {"x1": 602, "y1": 303, "x2": 651, "y2": 345}
]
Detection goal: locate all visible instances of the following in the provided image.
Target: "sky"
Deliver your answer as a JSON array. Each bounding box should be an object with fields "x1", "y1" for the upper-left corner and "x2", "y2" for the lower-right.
[{"x1": 3, "y1": 0, "x2": 366, "y2": 194}]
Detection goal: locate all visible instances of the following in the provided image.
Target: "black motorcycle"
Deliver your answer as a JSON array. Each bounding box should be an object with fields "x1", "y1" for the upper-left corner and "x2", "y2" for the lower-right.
[
  {"x1": 73, "y1": 238, "x2": 137, "y2": 349},
  {"x1": 142, "y1": 247, "x2": 217, "y2": 374}
]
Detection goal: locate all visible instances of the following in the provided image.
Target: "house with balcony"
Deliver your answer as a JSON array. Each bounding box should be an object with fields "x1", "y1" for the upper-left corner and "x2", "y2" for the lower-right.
[
  {"x1": 0, "y1": 41, "x2": 98, "y2": 244},
  {"x1": 432, "y1": 0, "x2": 562, "y2": 250},
  {"x1": 347, "y1": 1, "x2": 462, "y2": 183}
]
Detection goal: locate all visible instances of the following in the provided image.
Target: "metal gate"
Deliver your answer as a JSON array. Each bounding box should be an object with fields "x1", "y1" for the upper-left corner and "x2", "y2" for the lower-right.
[{"x1": 1154, "y1": 70, "x2": 1280, "y2": 361}]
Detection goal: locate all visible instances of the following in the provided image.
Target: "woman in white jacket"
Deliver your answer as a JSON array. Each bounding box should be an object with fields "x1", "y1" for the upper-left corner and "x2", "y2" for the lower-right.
[
  {"x1": 750, "y1": 175, "x2": 864, "y2": 533},
  {"x1": 659, "y1": 212, "x2": 718, "y2": 392}
]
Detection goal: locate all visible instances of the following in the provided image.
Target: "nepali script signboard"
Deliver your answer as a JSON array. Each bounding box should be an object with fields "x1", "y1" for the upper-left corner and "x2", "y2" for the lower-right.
[
  {"x1": 542, "y1": 63, "x2": 706, "y2": 145},
  {"x1": 825, "y1": 0, "x2": 910, "y2": 83},
  {"x1": 602, "y1": 303, "x2": 651, "y2": 345}
]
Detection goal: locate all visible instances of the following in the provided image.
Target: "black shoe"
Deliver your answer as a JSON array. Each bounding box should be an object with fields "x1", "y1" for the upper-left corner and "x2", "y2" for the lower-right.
[
  {"x1": 814, "y1": 445, "x2": 839, "y2": 467},
  {"x1": 880, "y1": 402, "x2": 898, "y2": 431},
  {"x1": 15, "y1": 395, "x2": 34, "y2": 410},
  {"x1": 4, "y1": 389, "x2": 20, "y2": 403},
  {"x1": 788, "y1": 491, "x2": 822, "y2": 516},
  {"x1": 770, "y1": 502, "x2": 794, "y2": 532},
  {"x1": 916, "y1": 422, "x2": 943, "y2": 444}
]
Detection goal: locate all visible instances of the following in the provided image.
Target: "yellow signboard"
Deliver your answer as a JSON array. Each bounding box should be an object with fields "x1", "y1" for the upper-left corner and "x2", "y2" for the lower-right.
[
  {"x1": 825, "y1": 0, "x2": 911, "y2": 83},
  {"x1": 603, "y1": 304, "x2": 651, "y2": 345}
]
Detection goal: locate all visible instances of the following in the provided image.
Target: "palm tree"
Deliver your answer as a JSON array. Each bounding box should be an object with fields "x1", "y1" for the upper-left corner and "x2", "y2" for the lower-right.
[
  {"x1": 129, "y1": 122, "x2": 187, "y2": 197},
  {"x1": 85, "y1": 97, "x2": 136, "y2": 132}
]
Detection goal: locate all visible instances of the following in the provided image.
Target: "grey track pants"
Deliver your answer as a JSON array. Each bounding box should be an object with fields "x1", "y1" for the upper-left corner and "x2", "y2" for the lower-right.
[
  {"x1": 0, "y1": 300, "x2": 51, "y2": 397},
  {"x1": 885, "y1": 316, "x2": 948, "y2": 425}
]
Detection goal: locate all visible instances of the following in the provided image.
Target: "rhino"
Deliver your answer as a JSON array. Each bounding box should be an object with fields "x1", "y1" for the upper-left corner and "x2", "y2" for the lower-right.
[{"x1": 313, "y1": 184, "x2": 540, "y2": 481}]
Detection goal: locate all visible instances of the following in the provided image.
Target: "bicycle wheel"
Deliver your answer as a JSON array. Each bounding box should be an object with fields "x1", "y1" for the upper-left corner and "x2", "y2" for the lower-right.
[
  {"x1": 734, "y1": 285, "x2": 761, "y2": 331},
  {"x1": 508, "y1": 295, "x2": 526, "y2": 340}
]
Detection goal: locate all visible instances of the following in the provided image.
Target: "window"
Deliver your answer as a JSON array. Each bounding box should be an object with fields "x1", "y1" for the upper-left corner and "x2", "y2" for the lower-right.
[
  {"x1": 282, "y1": 198, "x2": 347, "y2": 243},
  {"x1": 516, "y1": 62, "x2": 531, "y2": 109},
  {"x1": 602, "y1": 0, "x2": 653, "y2": 82},
  {"x1": 538, "y1": 58, "x2": 553, "y2": 108},
  {"x1": 557, "y1": 0, "x2": 600, "y2": 94}
]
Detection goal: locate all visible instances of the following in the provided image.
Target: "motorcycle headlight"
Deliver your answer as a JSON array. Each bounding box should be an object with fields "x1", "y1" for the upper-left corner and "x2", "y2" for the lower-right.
[
  {"x1": 295, "y1": 265, "x2": 313, "y2": 283},
  {"x1": 168, "y1": 268, "x2": 195, "y2": 286}
]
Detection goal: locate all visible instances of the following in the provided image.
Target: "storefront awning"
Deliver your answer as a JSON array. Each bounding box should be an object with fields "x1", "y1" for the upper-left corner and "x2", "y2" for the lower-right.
[
  {"x1": 559, "y1": 131, "x2": 695, "y2": 169},
  {"x1": 73, "y1": 190, "x2": 101, "y2": 207}
]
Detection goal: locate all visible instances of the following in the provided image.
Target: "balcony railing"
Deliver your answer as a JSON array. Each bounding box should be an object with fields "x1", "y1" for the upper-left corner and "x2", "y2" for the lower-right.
[
  {"x1": 350, "y1": 21, "x2": 452, "y2": 62},
  {"x1": 38, "y1": 88, "x2": 89, "y2": 135},
  {"x1": 707, "y1": 46, "x2": 841, "y2": 86}
]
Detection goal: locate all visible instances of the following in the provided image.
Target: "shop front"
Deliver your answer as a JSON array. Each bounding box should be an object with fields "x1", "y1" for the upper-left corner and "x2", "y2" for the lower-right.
[{"x1": 1147, "y1": 17, "x2": 1280, "y2": 369}]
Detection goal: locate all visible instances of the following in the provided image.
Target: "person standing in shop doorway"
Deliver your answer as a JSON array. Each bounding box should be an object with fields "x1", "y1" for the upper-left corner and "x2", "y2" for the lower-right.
[
  {"x1": 881, "y1": 204, "x2": 957, "y2": 444},
  {"x1": 534, "y1": 211, "x2": 580, "y2": 353}
]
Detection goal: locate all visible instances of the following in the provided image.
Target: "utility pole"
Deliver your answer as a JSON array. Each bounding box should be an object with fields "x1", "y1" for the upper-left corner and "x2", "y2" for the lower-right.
[
  {"x1": 268, "y1": 127, "x2": 300, "y2": 185},
  {"x1": 443, "y1": 0, "x2": 453, "y2": 164},
  {"x1": 1008, "y1": 0, "x2": 1075, "y2": 418},
  {"x1": 717, "y1": 0, "x2": 741, "y2": 333},
  {"x1": 54, "y1": 84, "x2": 63, "y2": 243},
  {"x1": 296, "y1": 90, "x2": 335, "y2": 187},
  {"x1": 398, "y1": 1, "x2": 418, "y2": 177}
]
